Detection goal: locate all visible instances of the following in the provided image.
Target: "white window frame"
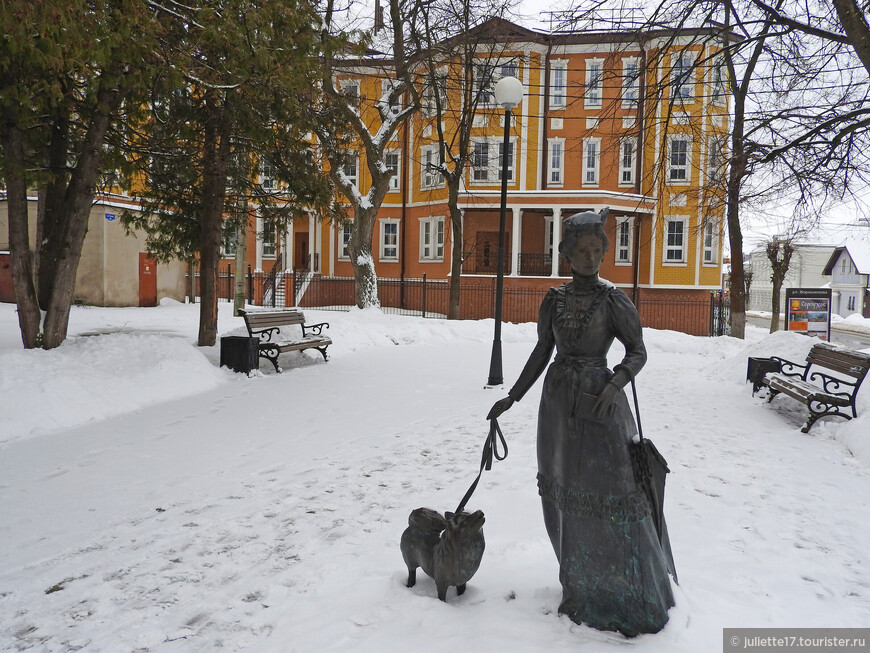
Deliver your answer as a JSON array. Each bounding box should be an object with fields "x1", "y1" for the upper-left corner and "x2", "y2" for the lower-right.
[
  {"x1": 260, "y1": 157, "x2": 276, "y2": 190},
  {"x1": 702, "y1": 219, "x2": 719, "y2": 266},
  {"x1": 339, "y1": 224, "x2": 352, "y2": 260},
  {"x1": 548, "y1": 138, "x2": 565, "y2": 186},
  {"x1": 385, "y1": 150, "x2": 400, "y2": 191},
  {"x1": 340, "y1": 78, "x2": 360, "y2": 114},
  {"x1": 380, "y1": 78, "x2": 401, "y2": 117},
  {"x1": 475, "y1": 59, "x2": 522, "y2": 107},
  {"x1": 470, "y1": 137, "x2": 515, "y2": 184},
  {"x1": 615, "y1": 217, "x2": 634, "y2": 265},
  {"x1": 671, "y1": 51, "x2": 695, "y2": 102},
  {"x1": 707, "y1": 135, "x2": 723, "y2": 184},
  {"x1": 422, "y1": 67, "x2": 447, "y2": 118},
  {"x1": 585, "y1": 58, "x2": 604, "y2": 109},
  {"x1": 621, "y1": 57, "x2": 640, "y2": 109},
  {"x1": 343, "y1": 152, "x2": 359, "y2": 188},
  {"x1": 550, "y1": 60, "x2": 568, "y2": 110},
  {"x1": 582, "y1": 137, "x2": 601, "y2": 186},
  {"x1": 664, "y1": 216, "x2": 688, "y2": 264},
  {"x1": 419, "y1": 216, "x2": 445, "y2": 261},
  {"x1": 619, "y1": 137, "x2": 636, "y2": 187},
  {"x1": 668, "y1": 136, "x2": 691, "y2": 185},
  {"x1": 710, "y1": 58, "x2": 726, "y2": 107},
  {"x1": 221, "y1": 225, "x2": 238, "y2": 258},
  {"x1": 261, "y1": 219, "x2": 276, "y2": 259},
  {"x1": 379, "y1": 218, "x2": 400, "y2": 261},
  {"x1": 421, "y1": 144, "x2": 443, "y2": 190}
]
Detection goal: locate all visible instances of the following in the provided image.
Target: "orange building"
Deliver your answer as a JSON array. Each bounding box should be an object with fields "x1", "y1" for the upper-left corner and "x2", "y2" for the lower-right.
[{"x1": 228, "y1": 19, "x2": 729, "y2": 334}]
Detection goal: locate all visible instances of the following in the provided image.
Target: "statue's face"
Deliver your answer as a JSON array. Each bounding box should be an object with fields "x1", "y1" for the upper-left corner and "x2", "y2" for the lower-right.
[{"x1": 568, "y1": 233, "x2": 604, "y2": 276}]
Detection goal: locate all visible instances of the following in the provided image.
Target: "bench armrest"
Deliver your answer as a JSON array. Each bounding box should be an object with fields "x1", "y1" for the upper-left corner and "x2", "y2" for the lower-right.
[
  {"x1": 302, "y1": 322, "x2": 329, "y2": 337},
  {"x1": 807, "y1": 369, "x2": 859, "y2": 396},
  {"x1": 770, "y1": 355, "x2": 808, "y2": 379},
  {"x1": 253, "y1": 326, "x2": 280, "y2": 342}
]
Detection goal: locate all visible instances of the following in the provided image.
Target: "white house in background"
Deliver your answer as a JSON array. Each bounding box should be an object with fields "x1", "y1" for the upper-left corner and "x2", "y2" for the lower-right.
[
  {"x1": 822, "y1": 239, "x2": 870, "y2": 318},
  {"x1": 746, "y1": 242, "x2": 836, "y2": 314}
]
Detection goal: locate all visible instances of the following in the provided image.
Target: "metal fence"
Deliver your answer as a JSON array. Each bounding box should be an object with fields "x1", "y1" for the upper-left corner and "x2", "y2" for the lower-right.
[{"x1": 190, "y1": 267, "x2": 727, "y2": 336}]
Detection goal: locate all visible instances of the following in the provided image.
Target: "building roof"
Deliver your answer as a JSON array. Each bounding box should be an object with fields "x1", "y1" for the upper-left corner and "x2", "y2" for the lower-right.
[{"x1": 822, "y1": 239, "x2": 870, "y2": 275}]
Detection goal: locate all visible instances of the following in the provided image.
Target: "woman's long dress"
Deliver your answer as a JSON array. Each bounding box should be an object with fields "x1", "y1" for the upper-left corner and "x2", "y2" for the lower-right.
[{"x1": 507, "y1": 277, "x2": 676, "y2": 636}]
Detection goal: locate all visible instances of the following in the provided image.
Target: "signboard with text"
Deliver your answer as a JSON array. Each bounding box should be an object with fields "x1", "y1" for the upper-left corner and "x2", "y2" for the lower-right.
[{"x1": 785, "y1": 287, "x2": 832, "y2": 341}]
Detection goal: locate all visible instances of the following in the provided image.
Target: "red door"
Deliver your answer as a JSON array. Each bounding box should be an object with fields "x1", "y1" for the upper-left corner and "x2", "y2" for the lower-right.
[{"x1": 139, "y1": 253, "x2": 157, "y2": 307}]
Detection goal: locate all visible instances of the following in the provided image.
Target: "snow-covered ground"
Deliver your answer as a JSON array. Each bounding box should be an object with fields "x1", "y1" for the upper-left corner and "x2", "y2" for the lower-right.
[{"x1": 1, "y1": 300, "x2": 870, "y2": 652}]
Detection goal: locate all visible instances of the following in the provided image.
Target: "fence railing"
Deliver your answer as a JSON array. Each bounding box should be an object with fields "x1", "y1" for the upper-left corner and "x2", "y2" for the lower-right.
[{"x1": 188, "y1": 268, "x2": 725, "y2": 336}]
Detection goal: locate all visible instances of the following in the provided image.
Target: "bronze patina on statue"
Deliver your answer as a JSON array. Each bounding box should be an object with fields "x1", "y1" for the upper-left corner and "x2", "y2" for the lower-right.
[
  {"x1": 488, "y1": 208, "x2": 677, "y2": 636},
  {"x1": 400, "y1": 508, "x2": 486, "y2": 601}
]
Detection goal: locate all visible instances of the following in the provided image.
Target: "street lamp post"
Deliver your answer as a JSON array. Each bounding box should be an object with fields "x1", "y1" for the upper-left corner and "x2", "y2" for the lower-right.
[{"x1": 486, "y1": 75, "x2": 524, "y2": 387}]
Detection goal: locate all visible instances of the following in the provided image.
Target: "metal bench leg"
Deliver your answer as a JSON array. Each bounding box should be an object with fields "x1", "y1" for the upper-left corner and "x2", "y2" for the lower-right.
[
  {"x1": 315, "y1": 346, "x2": 329, "y2": 362},
  {"x1": 260, "y1": 346, "x2": 282, "y2": 373}
]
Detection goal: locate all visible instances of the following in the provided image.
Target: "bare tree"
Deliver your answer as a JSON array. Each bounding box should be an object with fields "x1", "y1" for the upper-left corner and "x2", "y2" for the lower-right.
[
  {"x1": 408, "y1": 4, "x2": 520, "y2": 319},
  {"x1": 316, "y1": 0, "x2": 420, "y2": 308},
  {"x1": 766, "y1": 236, "x2": 795, "y2": 332}
]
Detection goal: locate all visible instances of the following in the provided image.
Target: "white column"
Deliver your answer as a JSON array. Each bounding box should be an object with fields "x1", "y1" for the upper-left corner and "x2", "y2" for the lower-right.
[
  {"x1": 255, "y1": 213, "x2": 263, "y2": 271},
  {"x1": 309, "y1": 212, "x2": 319, "y2": 272},
  {"x1": 551, "y1": 208, "x2": 562, "y2": 277},
  {"x1": 286, "y1": 225, "x2": 294, "y2": 271},
  {"x1": 510, "y1": 207, "x2": 521, "y2": 276}
]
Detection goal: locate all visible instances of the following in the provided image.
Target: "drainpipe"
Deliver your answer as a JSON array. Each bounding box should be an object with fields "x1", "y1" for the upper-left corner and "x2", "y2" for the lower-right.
[
  {"x1": 541, "y1": 37, "x2": 552, "y2": 191},
  {"x1": 632, "y1": 41, "x2": 648, "y2": 304}
]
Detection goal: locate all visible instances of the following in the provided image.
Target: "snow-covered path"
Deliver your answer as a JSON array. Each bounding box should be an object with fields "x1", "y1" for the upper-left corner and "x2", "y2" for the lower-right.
[{"x1": 1, "y1": 303, "x2": 869, "y2": 652}]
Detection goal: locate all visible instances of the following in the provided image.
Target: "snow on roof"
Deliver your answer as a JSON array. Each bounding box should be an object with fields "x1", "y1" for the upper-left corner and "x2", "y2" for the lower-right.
[{"x1": 844, "y1": 238, "x2": 870, "y2": 274}]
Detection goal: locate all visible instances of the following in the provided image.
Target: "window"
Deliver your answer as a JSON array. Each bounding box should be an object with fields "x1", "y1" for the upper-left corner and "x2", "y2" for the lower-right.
[
  {"x1": 548, "y1": 138, "x2": 564, "y2": 186},
  {"x1": 340, "y1": 79, "x2": 360, "y2": 114},
  {"x1": 472, "y1": 141, "x2": 489, "y2": 181},
  {"x1": 668, "y1": 137, "x2": 691, "y2": 183},
  {"x1": 421, "y1": 145, "x2": 442, "y2": 189},
  {"x1": 339, "y1": 224, "x2": 352, "y2": 259},
  {"x1": 475, "y1": 60, "x2": 521, "y2": 106},
  {"x1": 848, "y1": 296, "x2": 856, "y2": 311},
  {"x1": 622, "y1": 57, "x2": 640, "y2": 108},
  {"x1": 380, "y1": 219, "x2": 399, "y2": 260},
  {"x1": 582, "y1": 137, "x2": 600, "y2": 186},
  {"x1": 585, "y1": 59, "x2": 604, "y2": 108},
  {"x1": 470, "y1": 138, "x2": 515, "y2": 183},
  {"x1": 619, "y1": 138, "x2": 636, "y2": 186},
  {"x1": 343, "y1": 152, "x2": 359, "y2": 188},
  {"x1": 616, "y1": 217, "x2": 634, "y2": 265},
  {"x1": 664, "y1": 218, "x2": 687, "y2": 263},
  {"x1": 381, "y1": 79, "x2": 401, "y2": 116},
  {"x1": 260, "y1": 157, "x2": 276, "y2": 190},
  {"x1": 385, "y1": 151, "x2": 400, "y2": 191},
  {"x1": 551, "y1": 61, "x2": 567, "y2": 109},
  {"x1": 703, "y1": 219, "x2": 719, "y2": 265},
  {"x1": 498, "y1": 140, "x2": 514, "y2": 182},
  {"x1": 710, "y1": 59, "x2": 726, "y2": 106},
  {"x1": 707, "y1": 136, "x2": 723, "y2": 183},
  {"x1": 221, "y1": 224, "x2": 238, "y2": 258},
  {"x1": 262, "y1": 220, "x2": 276, "y2": 258},
  {"x1": 420, "y1": 217, "x2": 445, "y2": 261},
  {"x1": 422, "y1": 69, "x2": 447, "y2": 118},
  {"x1": 671, "y1": 52, "x2": 694, "y2": 101}
]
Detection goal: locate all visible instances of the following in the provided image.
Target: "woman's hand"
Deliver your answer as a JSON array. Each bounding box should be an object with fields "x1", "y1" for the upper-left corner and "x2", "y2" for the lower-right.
[
  {"x1": 487, "y1": 396, "x2": 515, "y2": 420},
  {"x1": 592, "y1": 382, "x2": 620, "y2": 419}
]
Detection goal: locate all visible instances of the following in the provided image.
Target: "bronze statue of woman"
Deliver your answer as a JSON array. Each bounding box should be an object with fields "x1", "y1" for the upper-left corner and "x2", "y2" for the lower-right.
[{"x1": 488, "y1": 208, "x2": 676, "y2": 637}]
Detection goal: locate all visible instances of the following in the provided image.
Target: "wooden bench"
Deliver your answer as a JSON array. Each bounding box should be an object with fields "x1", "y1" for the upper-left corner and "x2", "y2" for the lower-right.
[
  {"x1": 239, "y1": 308, "x2": 332, "y2": 373},
  {"x1": 755, "y1": 342, "x2": 870, "y2": 433}
]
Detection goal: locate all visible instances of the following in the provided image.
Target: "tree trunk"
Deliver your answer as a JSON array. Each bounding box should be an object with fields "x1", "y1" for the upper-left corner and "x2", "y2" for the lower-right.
[
  {"x1": 233, "y1": 218, "x2": 247, "y2": 316},
  {"x1": 197, "y1": 94, "x2": 233, "y2": 347},
  {"x1": 726, "y1": 158, "x2": 746, "y2": 339},
  {"x1": 41, "y1": 84, "x2": 120, "y2": 349},
  {"x1": 447, "y1": 188, "x2": 463, "y2": 319},
  {"x1": 348, "y1": 205, "x2": 379, "y2": 308},
  {"x1": 0, "y1": 106, "x2": 41, "y2": 348}
]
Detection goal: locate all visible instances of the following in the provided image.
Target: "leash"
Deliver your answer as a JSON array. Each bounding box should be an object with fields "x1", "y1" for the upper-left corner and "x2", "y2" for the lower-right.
[{"x1": 453, "y1": 417, "x2": 508, "y2": 514}]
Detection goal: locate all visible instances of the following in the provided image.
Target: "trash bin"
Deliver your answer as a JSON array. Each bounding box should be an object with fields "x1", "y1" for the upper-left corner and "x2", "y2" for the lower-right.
[
  {"x1": 746, "y1": 356, "x2": 781, "y2": 395},
  {"x1": 220, "y1": 336, "x2": 259, "y2": 374}
]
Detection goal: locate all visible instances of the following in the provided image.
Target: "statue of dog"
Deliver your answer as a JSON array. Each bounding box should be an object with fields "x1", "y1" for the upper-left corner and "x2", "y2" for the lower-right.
[{"x1": 400, "y1": 507, "x2": 485, "y2": 601}]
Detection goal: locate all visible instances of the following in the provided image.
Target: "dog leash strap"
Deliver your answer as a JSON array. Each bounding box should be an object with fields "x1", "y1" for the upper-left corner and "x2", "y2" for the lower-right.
[
  {"x1": 454, "y1": 418, "x2": 508, "y2": 515},
  {"x1": 630, "y1": 377, "x2": 644, "y2": 443}
]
